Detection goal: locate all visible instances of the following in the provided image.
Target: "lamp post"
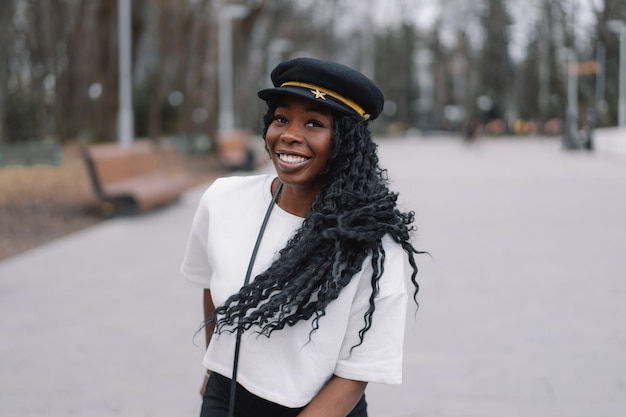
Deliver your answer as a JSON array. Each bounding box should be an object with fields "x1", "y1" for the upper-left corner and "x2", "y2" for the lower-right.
[
  {"x1": 218, "y1": 4, "x2": 248, "y2": 133},
  {"x1": 117, "y1": 0, "x2": 133, "y2": 146},
  {"x1": 561, "y1": 47, "x2": 579, "y2": 148},
  {"x1": 608, "y1": 19, "x2": 626, "y2": 127},
  {"x1": 266, "y1": 39, "x2": 292, "y2": 88}
]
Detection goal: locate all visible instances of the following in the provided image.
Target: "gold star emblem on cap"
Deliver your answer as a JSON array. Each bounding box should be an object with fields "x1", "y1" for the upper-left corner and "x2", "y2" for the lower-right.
[{"x1": 311, "y1": 88, "x2": 327, "y2": 100}]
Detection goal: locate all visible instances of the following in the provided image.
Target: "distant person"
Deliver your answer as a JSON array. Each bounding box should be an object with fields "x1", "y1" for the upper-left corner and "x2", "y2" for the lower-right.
[
  {"x1": 463, "y1": 117, "x2": 481, "y2": 144},
  {"x1": 181, "y1": 57, "x2": 423, "y2": 417}
]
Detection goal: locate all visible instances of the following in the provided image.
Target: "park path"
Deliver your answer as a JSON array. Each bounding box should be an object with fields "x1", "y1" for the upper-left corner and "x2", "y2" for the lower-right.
[
  {"x1": 368, "y1": 136, "x2": 626, "y2": 417},
  {"x1": 1, "y1": 135, "x2": 625, "y2": 416}
]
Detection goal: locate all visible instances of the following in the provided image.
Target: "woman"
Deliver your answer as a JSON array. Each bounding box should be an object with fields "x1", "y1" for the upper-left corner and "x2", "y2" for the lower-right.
[{"x1": 181, "y1": 57, "x2": 421, "y2": 417}]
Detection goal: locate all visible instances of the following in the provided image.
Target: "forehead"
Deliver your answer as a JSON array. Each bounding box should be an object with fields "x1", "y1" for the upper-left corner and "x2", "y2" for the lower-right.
[{"x1": 273, "y1": 95, "x2": 335, "y2": 117}]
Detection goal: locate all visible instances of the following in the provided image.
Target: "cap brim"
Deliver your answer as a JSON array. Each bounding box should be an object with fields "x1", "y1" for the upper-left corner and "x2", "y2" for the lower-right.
[{"x1": 258, "y1": 87, "x2": 355, "y2": 117}]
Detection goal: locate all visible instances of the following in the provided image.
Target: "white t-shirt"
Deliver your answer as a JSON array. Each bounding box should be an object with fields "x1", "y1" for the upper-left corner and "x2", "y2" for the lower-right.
[{"x1": 181, "y1": 174, "x2": 409, "y2": 408}]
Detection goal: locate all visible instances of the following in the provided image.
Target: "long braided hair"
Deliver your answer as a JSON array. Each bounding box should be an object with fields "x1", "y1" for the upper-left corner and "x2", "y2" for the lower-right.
[{"x1": 211, "y1": 105, "x2": 421, "y2": 347}]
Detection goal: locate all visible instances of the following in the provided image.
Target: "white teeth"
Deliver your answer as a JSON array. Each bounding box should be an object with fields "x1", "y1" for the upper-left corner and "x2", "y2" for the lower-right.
[{"x1": 278, "y1": 154, "x2": 307, "y2": 164}]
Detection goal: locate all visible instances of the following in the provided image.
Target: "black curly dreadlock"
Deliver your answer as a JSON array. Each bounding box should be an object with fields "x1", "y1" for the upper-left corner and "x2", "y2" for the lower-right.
[{"x1": 210, "y1": 105, "x2": 421, "y2": 347}]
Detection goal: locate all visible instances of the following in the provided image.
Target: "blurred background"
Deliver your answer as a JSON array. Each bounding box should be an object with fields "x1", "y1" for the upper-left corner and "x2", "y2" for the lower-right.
[
  {"x1": 1, "y1": 0, "x2": 625, "y2": 260},
  {"x1": 0, "y1": 0, "x2": 624, "y2": 146}
]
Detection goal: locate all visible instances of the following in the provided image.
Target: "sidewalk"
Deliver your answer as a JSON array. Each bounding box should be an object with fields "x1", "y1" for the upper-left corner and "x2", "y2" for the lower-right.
[
  {"x1": 2, "y1": 136, "x2": 626, "y2": 416},
  {"x1": 0, "y1": 180, "x2": 209, "y2": 417}
]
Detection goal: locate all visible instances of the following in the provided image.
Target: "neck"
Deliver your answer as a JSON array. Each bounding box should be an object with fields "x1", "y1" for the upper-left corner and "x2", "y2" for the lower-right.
[{"x1": 272, "y1": 180, "x2": 319, "y2": 218}]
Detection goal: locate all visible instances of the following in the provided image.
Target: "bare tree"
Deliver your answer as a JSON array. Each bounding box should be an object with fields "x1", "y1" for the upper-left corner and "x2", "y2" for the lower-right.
[
  {"x1": 593, "y1": 0, "x2": 626, "y2": 126},
  {"x1": 0, "y1": 1, "x2": 15, "y2": 143},
  {"x1": 3, "y1": 0, "x2": 617, "y2": 146},
  {"x1": 478, "y1": 0, "x2": 513, "y2": 122}
]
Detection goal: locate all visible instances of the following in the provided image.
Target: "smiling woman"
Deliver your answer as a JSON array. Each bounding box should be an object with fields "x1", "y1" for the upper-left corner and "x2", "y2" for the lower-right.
[
  {"x1": 264, "y1": 97, "x2": 334, "y2": 216},
  {"x1": 181, "y1": 57, "x2": 423, "y2": 417}
]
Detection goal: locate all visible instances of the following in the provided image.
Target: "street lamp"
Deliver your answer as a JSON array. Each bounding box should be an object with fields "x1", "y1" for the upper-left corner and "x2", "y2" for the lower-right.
[
  {"x1": 560, "y1": 47, "x2": 579, "y2": 148},
  {"x1": 117, "y1": 0, "x2": 134, "y2": 146},
  {"x1": 608, "y1": 19, "x2": 626, "y2": 127},
  {"x1": 218, "y1": 4, "x2": 248, "y2": 133},
  {"x1": 266, "y1": 39, "x2": 292, "y2": 88}
]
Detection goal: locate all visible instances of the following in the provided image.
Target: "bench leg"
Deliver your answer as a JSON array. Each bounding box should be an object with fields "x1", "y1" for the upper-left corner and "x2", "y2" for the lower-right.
[{"x1": 99, "y1": 196, "x2": 138, "y2": 217}]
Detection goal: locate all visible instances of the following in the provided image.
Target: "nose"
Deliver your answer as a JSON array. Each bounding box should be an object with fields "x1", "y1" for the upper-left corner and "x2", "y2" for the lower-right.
[{"x1": 280, "y1": 124, "x2": 303, "y2": 143}]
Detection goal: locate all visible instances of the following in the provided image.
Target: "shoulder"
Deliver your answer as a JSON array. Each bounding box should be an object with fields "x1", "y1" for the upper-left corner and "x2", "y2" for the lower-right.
[
  {"x1": 377, "y1": 235, "x2": 410, "y2": 296},
  {"x1": 199, "y1": 174, "x2": 272, "y2": 204},
  {"x1": 380, "y1": 234, "x2": 407, "y2": 269},
  {"x1": 207, "y1": 174, "x2": 270, "y2": 194}
]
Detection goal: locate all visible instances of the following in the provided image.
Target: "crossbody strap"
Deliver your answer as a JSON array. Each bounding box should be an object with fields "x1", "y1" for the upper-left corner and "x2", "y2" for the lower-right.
[{"x1": 228, "y1": 180, "x2": 283, "y2": 417}]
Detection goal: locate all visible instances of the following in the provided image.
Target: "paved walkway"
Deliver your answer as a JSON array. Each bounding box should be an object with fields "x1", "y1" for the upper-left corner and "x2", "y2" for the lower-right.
[{"x1": 1, "y1": 136, "x2": 625, "y2": 416}]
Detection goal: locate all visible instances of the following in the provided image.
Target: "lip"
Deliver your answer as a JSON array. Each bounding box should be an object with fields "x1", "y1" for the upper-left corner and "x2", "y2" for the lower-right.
[{"x1": 274, "y1": 151, "x2": 311, "y2": 171}]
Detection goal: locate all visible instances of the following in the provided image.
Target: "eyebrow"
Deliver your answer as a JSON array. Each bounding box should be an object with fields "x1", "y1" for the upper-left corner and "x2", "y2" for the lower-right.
[{"x1": 275, "y1": 102, "x2": 332, "y2": 117}]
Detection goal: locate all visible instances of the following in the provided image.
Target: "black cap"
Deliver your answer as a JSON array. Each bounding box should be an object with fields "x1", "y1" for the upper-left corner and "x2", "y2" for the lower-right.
[{"x1": 258, "y1": 57, "x2": 384, "y2": 120}]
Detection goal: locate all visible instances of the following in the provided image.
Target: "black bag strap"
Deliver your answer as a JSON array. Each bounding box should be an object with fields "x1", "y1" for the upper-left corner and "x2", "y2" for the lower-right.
[{"x1": 228, "y1": 180, "x2": 283, "y2": 417}]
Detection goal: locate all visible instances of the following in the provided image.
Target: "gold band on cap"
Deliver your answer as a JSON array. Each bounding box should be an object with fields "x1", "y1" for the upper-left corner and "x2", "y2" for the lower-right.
[{"x1": 280, "y1": 81, "x2": 370, "y2": 120}]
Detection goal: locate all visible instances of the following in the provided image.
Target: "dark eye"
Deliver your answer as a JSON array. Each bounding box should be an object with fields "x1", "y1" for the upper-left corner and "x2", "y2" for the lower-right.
[
  {"x1": 273, "y1": 115, "x2": 287, "y2": 124},
  {"x1": 305, "y1": 119, "x2": 324, "y2": 128}
]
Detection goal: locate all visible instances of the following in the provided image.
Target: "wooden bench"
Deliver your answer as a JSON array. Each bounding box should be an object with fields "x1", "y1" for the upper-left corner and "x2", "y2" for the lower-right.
[
  {"x1": 216, "y1": 130, "x2": 256, "y2": 171},
  {"x1": 83, "y1": 141, "x2": 192, "y2": 215}
]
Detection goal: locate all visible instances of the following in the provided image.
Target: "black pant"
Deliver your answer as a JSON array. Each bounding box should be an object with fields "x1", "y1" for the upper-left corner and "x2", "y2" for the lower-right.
[{"x1": 201, "y1": 373, "x2": 368, "y2": 417}]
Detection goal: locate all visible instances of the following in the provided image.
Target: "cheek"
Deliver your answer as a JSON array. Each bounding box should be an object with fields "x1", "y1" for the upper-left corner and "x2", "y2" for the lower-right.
[
  {"x1": 265, "y1": 124, "x2": 282, "y2": 142},
  {"x1": 264, "y1": 129, "x2": 277, "y2": 149},
  {"x1": 318, "y1": 135, "x2": 334, "y2": 159}
]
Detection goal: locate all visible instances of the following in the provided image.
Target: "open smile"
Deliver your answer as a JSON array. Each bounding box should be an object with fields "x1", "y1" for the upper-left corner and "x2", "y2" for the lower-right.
[{"x1": 277, "y1": 153, "x2": 310, "y2": 164}]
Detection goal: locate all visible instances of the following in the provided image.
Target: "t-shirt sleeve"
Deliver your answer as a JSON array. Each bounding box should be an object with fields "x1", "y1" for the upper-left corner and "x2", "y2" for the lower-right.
[
  {"x1": 180, "y1": 187, "x2": 213, "y2": 288},
  {"x1": 334, "y1": 238, "x2": 409, "y2": 384}
]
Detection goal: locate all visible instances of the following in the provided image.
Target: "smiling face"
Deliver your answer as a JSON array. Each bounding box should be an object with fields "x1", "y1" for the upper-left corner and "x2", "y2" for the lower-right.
[{"x1": 265, "y1": 96, "x2": 335, "y2": 195}]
